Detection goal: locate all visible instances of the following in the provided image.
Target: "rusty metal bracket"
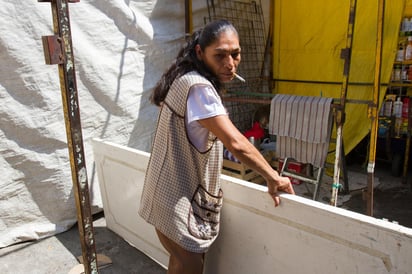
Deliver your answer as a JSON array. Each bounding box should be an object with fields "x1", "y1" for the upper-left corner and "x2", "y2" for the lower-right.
[
  {"x1": 333, "y1": 104, "x2": 346, "y2": 126},
  {"x1": 38, "y1": 0, "x2": 79, "y2": 2},
  {"x1": 367, "y1": 101, "x2": 379, "y2": 120},
  {"x1": 41, "y1": 35, "x2": 64, "y2": 64},
  {"x1": 39, "y1": 0, "x2": 99, "y2": 273},
  {"x1": 340, "y1": 48, "x2": 352, "y2": 76}
]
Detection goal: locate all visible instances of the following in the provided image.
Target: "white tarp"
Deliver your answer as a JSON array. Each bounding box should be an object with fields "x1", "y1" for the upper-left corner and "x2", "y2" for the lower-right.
[{"x1": 0, "y1": 0, "x2": 218, "y2": 248}]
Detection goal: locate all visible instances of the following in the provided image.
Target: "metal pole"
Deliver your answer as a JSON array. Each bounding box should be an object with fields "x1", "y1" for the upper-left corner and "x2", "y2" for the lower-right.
[
  {"x1": 185, "y1": 0, "x2": 193, "y2": 39},
  {"x1": 402, "y1": 134, "x2": 410, "y2": 184},
  {"x1": 39, "y1": 0, "x2": 98, "y2": 273},
  {"x1": 366, "y1": 0, "x2": 385, "y2": 216},
  {"x1": 330, "y1": 0, "x2": 357, "y2": 206}
]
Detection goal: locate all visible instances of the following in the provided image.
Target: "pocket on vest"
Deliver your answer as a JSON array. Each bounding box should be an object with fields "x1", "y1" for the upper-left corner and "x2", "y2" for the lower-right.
[{"x1": 188, "y1": 184, "x2": 223, "y2": 240}]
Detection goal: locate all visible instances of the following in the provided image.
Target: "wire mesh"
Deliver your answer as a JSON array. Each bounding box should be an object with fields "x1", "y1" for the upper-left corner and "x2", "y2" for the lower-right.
[{"x1": 204, "y1": 0, "x2": 271, "y2": 132}]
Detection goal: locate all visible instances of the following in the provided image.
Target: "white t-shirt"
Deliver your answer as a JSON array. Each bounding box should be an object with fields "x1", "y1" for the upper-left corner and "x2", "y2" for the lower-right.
[{"x1": 186, "y1": 84, "x2": 227, "y2": 152}]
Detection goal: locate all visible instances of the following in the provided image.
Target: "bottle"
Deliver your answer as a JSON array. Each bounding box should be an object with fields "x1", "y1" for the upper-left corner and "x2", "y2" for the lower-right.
[
  {"x1": 249, "y1": 136, "x2": 255, "y2": 146},
  {"x1": 384, "y1": 99, "x2": 393, "y2": 117},
  {"x1": 402, "y1": 17, "x2": 409, "y2": 35},
  {"x1": 396, "y1": 43, "x2": 405, "y2": 62},
  {"x1": 402, "y1": 97, "x2": 409, "y2": 118},
  {"x1": 408, "y1": 66, "x2": 412, "y2": 81},
  {"x1": 402, "y1": 66, "x2": 408, "y2": 81},
  {"x1": 393, "y1": 97, "x2": 403, "y2": 118},
  {"x1": 393, "y1": 65, "x2": 401, "y2": 81},
  {"x1": 405, "y1": 37, "x2": 412, "y2": 60},
  {"x1": 408, "y1": 18, "x2": 412, "y2": 36},
  {"x1": 379, "y1": 102, "x2": 385, "y2": 116}
]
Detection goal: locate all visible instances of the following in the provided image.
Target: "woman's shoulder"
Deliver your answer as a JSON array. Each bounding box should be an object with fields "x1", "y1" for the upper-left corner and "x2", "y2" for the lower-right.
[
  {"x1": 169, "y1": 71, "x2": 214, "y2": 96},
  {"x1": 166, "y1": 71, "x2": 214, "y2": 116},
  {"x1": 177, "y1": 71, "x2": 211, "y2": 86}
]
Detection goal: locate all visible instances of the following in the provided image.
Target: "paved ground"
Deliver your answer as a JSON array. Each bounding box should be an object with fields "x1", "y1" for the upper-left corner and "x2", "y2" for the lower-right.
[
  {"x1": 0, "y1": 213, "x2": 166, "y2": 274},
  {"x1": 342, "y1": 162, "x2": 412, "y2": 228},
  {"x1": 1, "y1": 161, "x2": 411, "y2": 274}
]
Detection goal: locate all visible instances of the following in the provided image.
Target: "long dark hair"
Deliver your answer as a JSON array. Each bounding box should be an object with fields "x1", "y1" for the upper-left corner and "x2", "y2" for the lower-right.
[{"x1": 150, "y1": 19, "x2": 238, "y2": 106}]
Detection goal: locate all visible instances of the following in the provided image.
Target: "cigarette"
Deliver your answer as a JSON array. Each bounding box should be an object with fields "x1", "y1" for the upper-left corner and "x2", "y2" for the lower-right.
[{"x1": 234, "y1": 73, "x2": 246, "y2": 82}]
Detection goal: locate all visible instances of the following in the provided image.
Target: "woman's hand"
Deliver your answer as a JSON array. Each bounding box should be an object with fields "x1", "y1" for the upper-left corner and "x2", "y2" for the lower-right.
[{"x1": 267, "y1": 176, "x2": 295, "y2": 207}]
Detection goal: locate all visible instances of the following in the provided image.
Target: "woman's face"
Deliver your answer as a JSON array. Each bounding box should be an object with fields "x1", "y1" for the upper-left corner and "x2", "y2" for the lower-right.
[{"x1": 196, "y1": 30, "x2": 241, "y2": 83}]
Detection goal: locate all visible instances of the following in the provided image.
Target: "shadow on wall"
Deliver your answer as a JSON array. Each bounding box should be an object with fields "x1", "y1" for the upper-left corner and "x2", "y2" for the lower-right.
[{"x1": 129, "y1": 1, "x2": 212, "y2": 150}]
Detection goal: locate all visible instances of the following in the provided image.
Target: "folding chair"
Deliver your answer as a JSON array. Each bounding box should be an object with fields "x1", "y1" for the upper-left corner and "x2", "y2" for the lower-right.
[{"x1": 269, "y1": 94, "x2": 334, "y2": 200}]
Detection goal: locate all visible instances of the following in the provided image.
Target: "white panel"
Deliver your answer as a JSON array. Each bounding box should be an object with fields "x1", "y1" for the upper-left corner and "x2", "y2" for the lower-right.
[
  {"x1": 92, "y1": 139, "x2": 168, "y2": 269},
  {"x1": 92, "y1": 138, "x2": 412, "y2": 274},
  {"x1": 205, "y1": 178, "x2": 412, "y2": 274}
]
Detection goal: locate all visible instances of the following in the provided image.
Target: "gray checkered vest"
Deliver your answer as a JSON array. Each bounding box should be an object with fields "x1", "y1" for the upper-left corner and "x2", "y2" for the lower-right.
[{"x1": 139, "y1": 71, "x2": 223, "y2": 252}]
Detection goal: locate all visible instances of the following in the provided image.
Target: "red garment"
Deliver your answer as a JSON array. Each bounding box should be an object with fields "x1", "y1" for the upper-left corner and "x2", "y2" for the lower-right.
[{"x1": 244, "y1": 122, "x2": 265, "y2": 139}]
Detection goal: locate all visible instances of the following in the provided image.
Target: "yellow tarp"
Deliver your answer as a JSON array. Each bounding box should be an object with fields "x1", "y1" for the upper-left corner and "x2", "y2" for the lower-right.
[{"x1": 272, "y1": 0, "x2": 406, "y2": 157}]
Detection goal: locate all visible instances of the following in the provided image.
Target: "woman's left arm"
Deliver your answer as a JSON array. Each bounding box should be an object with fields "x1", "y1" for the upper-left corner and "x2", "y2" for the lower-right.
[{"x1": 198, "y1": 114, "x2": 295, "y2": 206}]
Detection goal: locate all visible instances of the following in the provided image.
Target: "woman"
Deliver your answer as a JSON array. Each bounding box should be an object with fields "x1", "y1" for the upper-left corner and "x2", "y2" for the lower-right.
[{"x1": 139, "y1": 19, "x2": 295, "y2": 274}]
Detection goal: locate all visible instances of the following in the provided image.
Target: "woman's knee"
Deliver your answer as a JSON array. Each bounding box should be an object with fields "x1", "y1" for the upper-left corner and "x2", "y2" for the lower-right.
[
  {"x1": 156, "y1": 229, "x2": 201, "y2": 257},
  {"x1": 155, "y1": 229, "x2": 204, "y2": 273},
  {"x1": 156, "y1": 229, "x2": 174, "y2": 254}
]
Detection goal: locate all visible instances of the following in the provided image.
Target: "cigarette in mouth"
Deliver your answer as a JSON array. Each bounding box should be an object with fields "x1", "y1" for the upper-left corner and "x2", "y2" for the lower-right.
[{"x1": 234, "y1": 73, "x2": 246, "y2": 82}]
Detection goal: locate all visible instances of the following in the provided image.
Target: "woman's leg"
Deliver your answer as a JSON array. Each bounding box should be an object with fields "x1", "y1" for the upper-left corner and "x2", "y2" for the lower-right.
[{"x1": 156, "y1": 229, "x2": 204, "y2": 274}]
